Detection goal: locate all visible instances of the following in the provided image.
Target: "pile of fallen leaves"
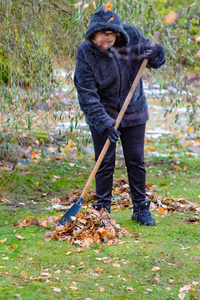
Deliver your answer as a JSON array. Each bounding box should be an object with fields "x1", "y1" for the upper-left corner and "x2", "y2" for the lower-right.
[
  {"x1": 18, "y1": 209, "x2": 139, "y2": 248},
  {"x1": 52, "y1": 179, "x2": 200, "y2": 214}
]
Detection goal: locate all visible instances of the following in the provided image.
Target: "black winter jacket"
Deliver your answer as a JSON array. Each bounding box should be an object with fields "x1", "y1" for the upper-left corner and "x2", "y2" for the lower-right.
[{"x1": 74, "y1": 6, "x2": 166, "y2": 135}]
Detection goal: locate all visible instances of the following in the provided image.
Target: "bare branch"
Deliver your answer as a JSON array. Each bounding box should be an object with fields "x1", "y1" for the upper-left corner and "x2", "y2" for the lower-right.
[{"x1": 48, "y1": 0, "x2": 71, "y2": 16}]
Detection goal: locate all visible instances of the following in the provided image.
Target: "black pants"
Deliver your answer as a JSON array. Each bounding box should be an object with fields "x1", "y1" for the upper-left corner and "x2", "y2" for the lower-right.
[{"x1": 90, "y1": 124, "x2": 146, "y2": 206}]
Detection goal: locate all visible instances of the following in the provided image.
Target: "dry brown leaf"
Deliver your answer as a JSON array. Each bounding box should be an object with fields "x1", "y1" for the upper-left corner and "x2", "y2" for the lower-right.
[
  {"x1": 195, "y1": 50, "x2": 200, "y2": 58},
  {"x1": 95, "y1": 257, "x2": 103, "y2": 261},
  {"x1": 126, "y1": 287, "x2": 135, "y2": 291},
  {"x1": 69, "y1": 286, "x2": 79, "y2": 290},
  {"x1": 154, "y1": 276, "x2": 160, "y2": 283},
  {"x1": 112, "y1": 263, "x2": 120, "y2": 268},
  {"x1": 96, "y1": 266, "x2": 104, "y2": 273},
  {"x1": 83, "y1": 3, "x2": 89, "y2": 9},
  {"x1": 74, "y1": 1, "x2": 82, "y2": 7},
  {"x1": 114, "y1": 187, "x2": 121, "y2": 194},
  {"x1": 15, "y1": 233, "x2": 25, "y2": 240},
  {"x1": 148, "y1": 145, "x2": 154, "y2": 151},
  {"x1": 44, "y1": 237, "x2": 52, "y2": 242},
  {"x1": 102, "y1": 258, "x2": 113, "y2": 263},
  {"x1": 0, "y1": 238, "x2": 7, "y2": 243},
  {"x1": 195, "y1": 35, "x2": 200, "y2": 42},
  {"x1": 30, "y1": 151, "x2": 40, "y2": 159},
  {"x1": 0, "y1": 196, "x2": 10, "y2": 203},
  {"x1": 40, "y1": 272, "x2": 51, "y2": 278},
  {"x1": 178, "y1": 292, "x2": 186, "y2": 300},
  {"x1": 8, "y1": 244, "x2": 17, "y2": 249},
  {"x1": 29, "y1": 276, "x2": 41, "y2": 281},
  {"x1": 179, "y1": 284, "x2": 192, "y2": 292},
  {"x1": 51, "y1": 287, "x2": 61, "y2": 292},
  {"x1": 192, "y1": 281, "x2": 199, "y2": 286},
  {"x1": 151, "y1": 266, "x2": 161, "y2": 272},
  {"x1": 164, "y1": 11, "x2": 178, "y2": 25}
]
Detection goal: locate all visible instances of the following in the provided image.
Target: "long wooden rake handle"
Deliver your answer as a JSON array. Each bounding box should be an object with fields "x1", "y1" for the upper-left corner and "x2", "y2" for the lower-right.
[{"x1": 80, "y1": 32, "x2": 160, "y2": 199}]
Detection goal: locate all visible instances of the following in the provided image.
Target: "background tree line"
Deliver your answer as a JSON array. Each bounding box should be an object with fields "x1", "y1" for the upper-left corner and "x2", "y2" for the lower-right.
[{"x1": 0, "y1": 0, "x2": 200, "y2": 131}]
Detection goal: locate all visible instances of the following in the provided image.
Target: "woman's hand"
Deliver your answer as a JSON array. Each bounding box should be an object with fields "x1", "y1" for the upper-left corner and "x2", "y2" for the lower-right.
[
  {"x1": 106, "y1": 126, "x2": 121, "y2": 143},
  {"x1": 141, "y1": 45, "x2": 159, "y2": 60}
]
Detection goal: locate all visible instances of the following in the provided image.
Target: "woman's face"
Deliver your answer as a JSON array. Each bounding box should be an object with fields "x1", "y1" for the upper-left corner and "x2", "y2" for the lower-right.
[{"x1": 92, "y1": 31, "x2": 119, "y2": 50}]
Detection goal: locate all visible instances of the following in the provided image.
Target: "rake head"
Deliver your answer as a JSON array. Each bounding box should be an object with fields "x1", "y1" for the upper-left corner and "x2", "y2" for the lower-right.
[{"x1": 57, "y1": 197, "x2": 83, "y2": 226}]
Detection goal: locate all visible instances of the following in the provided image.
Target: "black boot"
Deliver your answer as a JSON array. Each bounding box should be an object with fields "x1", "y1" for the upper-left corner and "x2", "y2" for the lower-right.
[
  {"x1": 92, "y1": 202, "x2": 111, "y2": 213},
  {"x1": 132, "y1": 200, "x2": 156, "y2": 226}
]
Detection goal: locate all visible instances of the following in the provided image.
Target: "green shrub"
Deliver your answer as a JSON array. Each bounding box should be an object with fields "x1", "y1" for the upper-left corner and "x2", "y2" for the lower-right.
[{"x1": 0, "y1": 142, "x2": 22, "y2": 162}]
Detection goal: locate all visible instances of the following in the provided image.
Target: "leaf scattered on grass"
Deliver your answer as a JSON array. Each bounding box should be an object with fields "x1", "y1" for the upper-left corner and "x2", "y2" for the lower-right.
[
  {"x1": 96, "y1": 266, "x2": 103, "y2": 273},
  {"x1": 0, "y1": 238, "x2": 7, "y2": 243},
  {"x1": 177, "y1": 281, "x2": 199, "y2": 299},
  {"x1": 69, "y1": 286, "x2": 79, "y2": 290},
  {"x1": 154, "y1": 275, "x2": 160, "y2": 283},
  {"x1": 151, "y1": 266, "x2": 161, "y2": 272},
  {"x1": 95, "y1": 257, "x2": 113, "y2": 263},
  {"x1": 15, "y1": 233, "x2": 25, "y2": 240},
  {"x1": 126, "y1": 287, "x2": 135, "y2": 291},
  {"x1": 40, "y1": 272, "x2": 51, "y2": 278},
  {"x1": 192, "y1": 281, "x2": 199, "y2": 286},
  {"x1": 8, "y1": 244, "x2": 17, "y2": 249},
  {"x1": 51, "y1": 286, "x2": 61, "y2": 292},
  {"x1": 178, "y1": 292, "x2": 185, "y2": 300},
  {"x1": 112, "y1": 263, "x2": 120, "y2": 268},
  {"x1": 0, "y1": 196, "x2": 10, "y2": 203}
]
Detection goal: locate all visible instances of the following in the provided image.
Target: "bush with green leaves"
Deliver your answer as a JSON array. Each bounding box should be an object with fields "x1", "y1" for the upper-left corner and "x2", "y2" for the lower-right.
[{"x1": 0, "y1": 0, "x2": 199, "y2": 133}]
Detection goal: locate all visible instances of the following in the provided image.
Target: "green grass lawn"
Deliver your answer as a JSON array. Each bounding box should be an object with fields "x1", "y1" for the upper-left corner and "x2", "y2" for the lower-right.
[
  {"x1": 0, "y1": 150, "x2": 200, "y2": 299},
  {"x1": 0, "y1": 205, "x2": 200, "y2": 299},
  {"x1": 146, "y1": 154, "x2": 200, "y2": 202}
]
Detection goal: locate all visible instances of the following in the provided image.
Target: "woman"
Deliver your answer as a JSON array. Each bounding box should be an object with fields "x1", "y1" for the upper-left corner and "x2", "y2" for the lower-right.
[{"x1": 74, "y1": 4, "x2": 165, "y2": 226}]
